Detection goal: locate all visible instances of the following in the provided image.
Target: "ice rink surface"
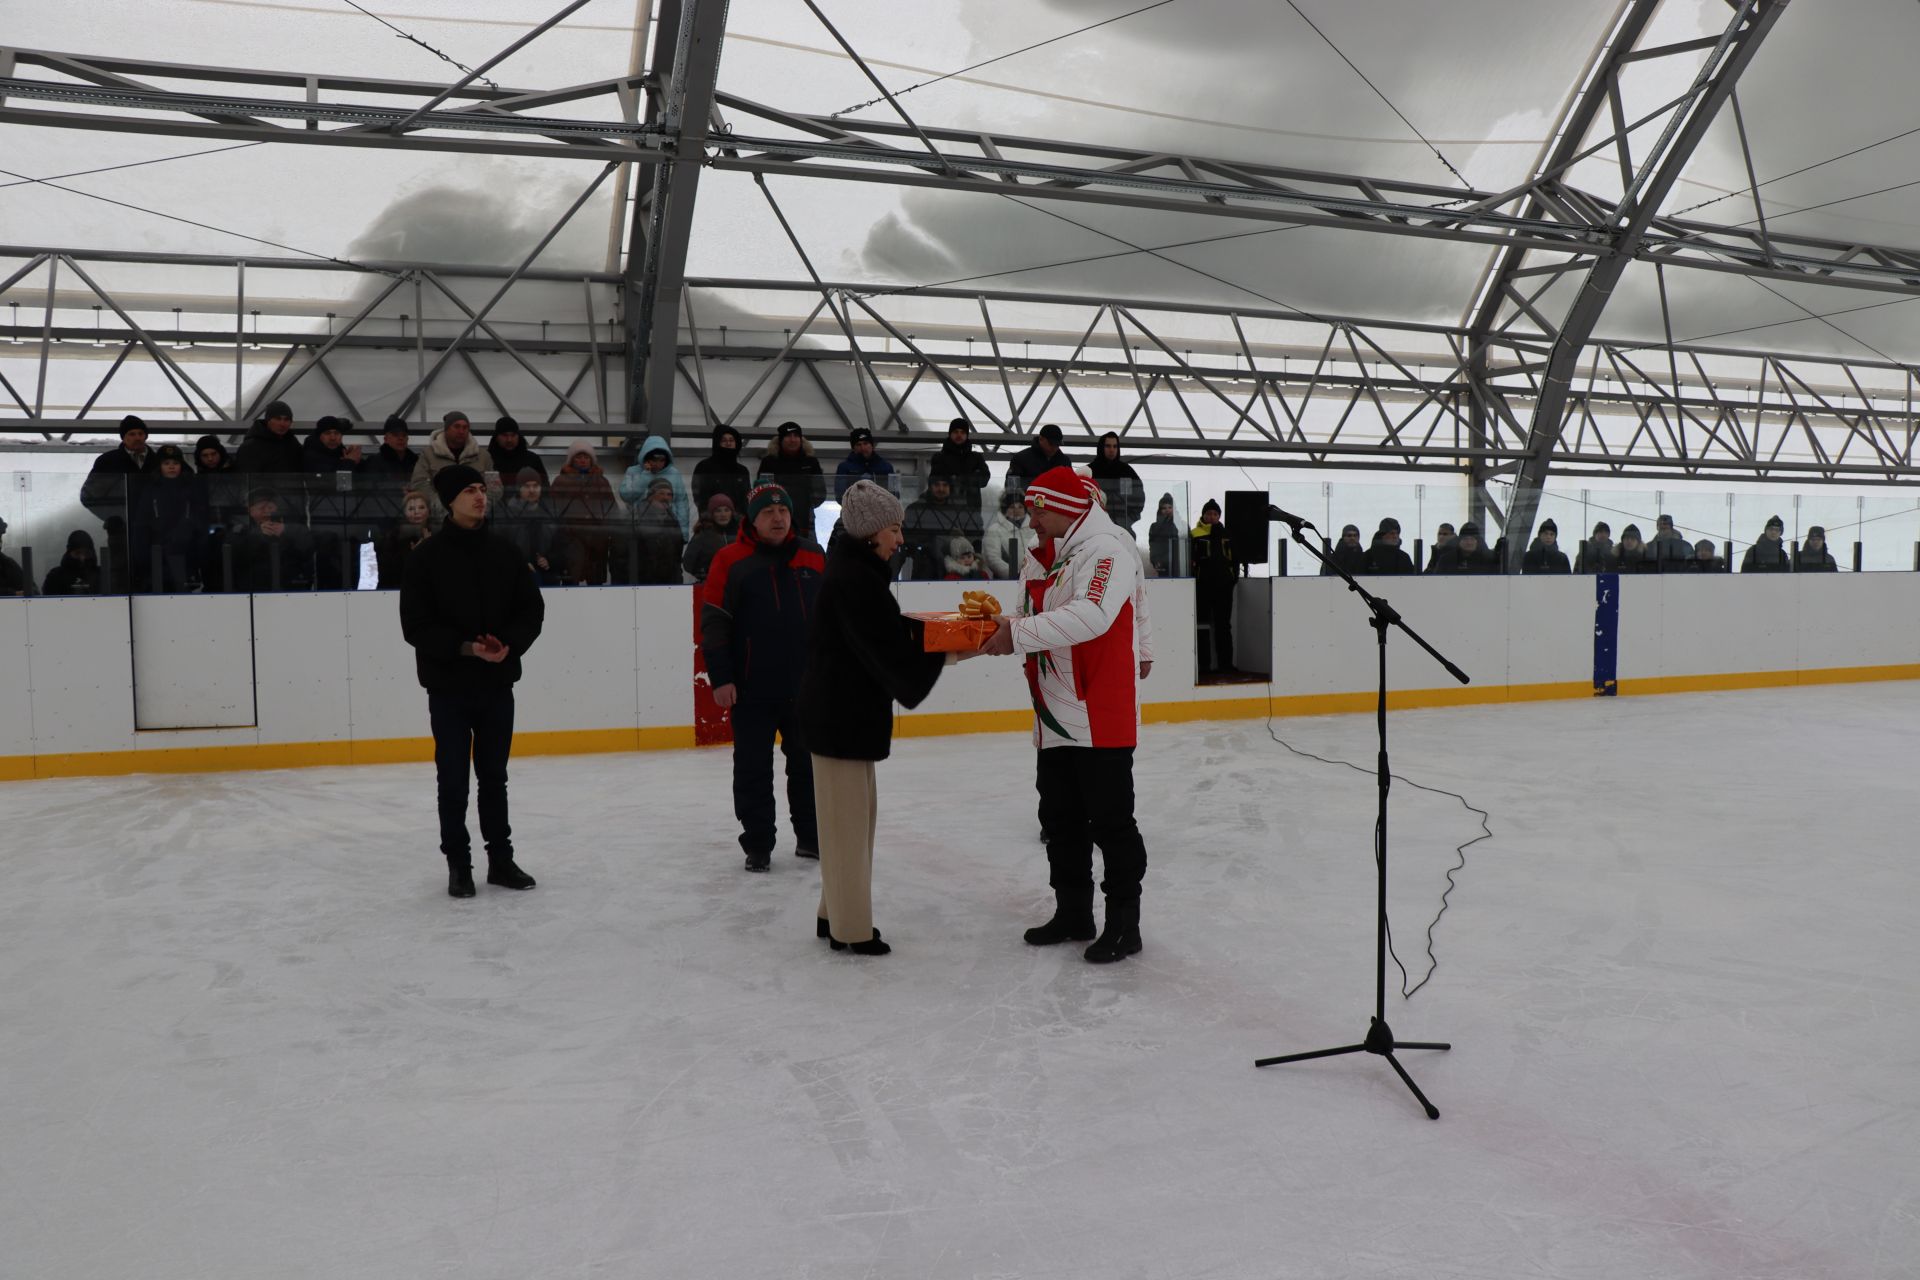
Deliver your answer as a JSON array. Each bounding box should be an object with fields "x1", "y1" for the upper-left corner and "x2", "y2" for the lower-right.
[{"x1": 4, "y1": 684, "x2": 1918, "y2": 1279}]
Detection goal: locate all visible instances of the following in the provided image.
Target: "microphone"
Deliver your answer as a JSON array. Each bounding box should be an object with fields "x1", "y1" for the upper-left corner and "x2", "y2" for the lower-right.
[{"x1": 1266, "y1": 503, "x2": 1316, "y2": 533}]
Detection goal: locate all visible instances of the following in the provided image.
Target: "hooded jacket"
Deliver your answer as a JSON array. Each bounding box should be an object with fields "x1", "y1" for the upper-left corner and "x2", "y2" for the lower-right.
[
  {"x1": 618, "y1": 435, "x2": 693, "y2": 538},
  {"x1": 1011, "y1": 500, "x2": 1141, "y2": 749},
  {"x1": 549, "y1": 447, "x2": 620, "y2": 554},
  {"x1": 682, "y1": 511, "x2": 738, "y2": 583},
  {"x1": 1363, "y1": 535, "x2": 1414, "y2": 575},
  {"x1": 1741, "y1": 522, "x2": 1792, "y2": 573},
  {"x1": 698, "y1": 522, "x2": 825, "y2": 703},
  {"x1": 1148, "y1": 495, "x2": 1181, "y2": 577},
  {"x1": 631, "y1": 481, "x2": 688, "y2": 584},
  {"x1": 927, "y1": 436, "x2": 991, "y2": 505},
  {"x1": 1087, "y1": 434, "x2": 1146, "y2": 529},
  {"x1": 1322, "y1": 527, "x2": 1366, "y2": 577},
  {"x1": 797, "y1": 534, "x2": 948, "y2": 762},
  {"x1": 399, "y1": 516, "x2": 544, "y2": 693},
  {"x1": 486, "y1": 434, "x2": 549, "y2": 487},
  {"x1": 757, "y1": 437, "x2": 827, "y2": 516},
  {"x1": 409, "y1": 429, "x2": 493, "y2": 494},
  {"x1": 233, "y1": 419, "x2": 305, "y2": 476},
  {"x1": 1616, "y1": 527, "x2": 1651, "y2": 574},
  {"x1": 42, "y1": 533, "x2": 103, "y2": 596},
  {"x1": 692, "y1": 426, "x2": 752, "y2": 513}
]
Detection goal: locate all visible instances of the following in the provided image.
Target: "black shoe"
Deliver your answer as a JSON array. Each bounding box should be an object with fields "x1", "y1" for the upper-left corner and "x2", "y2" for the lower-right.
[
  {"x1": 448, "y1": 865, "x2": 476, "y2": 899},
  {"x1": 795, "y1": 844, "x2": 819, "y2": 860},
  {"x1": 744, "y1": 851, "x2": 771, "y2": 872},
  {"x1": 820, "y1": 918, "x2": 881, "y2": 944},
  {"x1": 829, "y1": 931, "x2": 891, "y2": 956},
  {"x1": 1024, "y1": 910, "x2": 1096, "y2": 946},
  {"x1": 1084, "y1": 924, "x2": 1143, "y2": 964},
  {"x1": 486, "y1": 860, "x2": 536, "y2": 890}
]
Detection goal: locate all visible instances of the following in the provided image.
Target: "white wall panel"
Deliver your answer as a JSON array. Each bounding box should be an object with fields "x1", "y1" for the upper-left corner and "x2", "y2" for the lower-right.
[
  {"x1": 343, "y1": 591, "x2": 426, "y2": 743},
  {"x1": 634, "y1": 587, "x2": 692, "y2": 727},
  {"x1": 1505, "y1": 575, "x2": 1595, "y2": 688},
  {"x1": 250, "y1": 593, "x2": 351, "y2": 745},
  {"x1": 514, "y1": 588, "x2": 640, "y2": 734},
  {"x1": 21, "y1": 596, "x2": 136, "y2": 755},
  {"x1": 130, "y1": 594, "x2": 254, "y2": 730},
  {"x1": 0, "y1": 602, "x2": 34, "y2": 756}
]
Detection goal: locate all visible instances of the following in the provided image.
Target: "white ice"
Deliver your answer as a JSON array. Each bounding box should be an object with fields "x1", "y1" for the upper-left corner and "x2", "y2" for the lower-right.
[{"x1": 3, "y1": 686, "x2": 1918, "y2": 1279}]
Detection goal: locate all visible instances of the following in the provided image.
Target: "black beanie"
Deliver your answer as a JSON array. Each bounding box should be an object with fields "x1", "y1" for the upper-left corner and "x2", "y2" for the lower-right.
[
  {"x1": 1540, "y1": 518, "x2": 1558, "y2": 535},
  {"x1": 119, "y1": 414, "x2": 146, "y2": 438},
  {"x1": 494, "y1": 416, "x2": 519, "y2": 435},
  {"x1": 263, "y1": 400, "x2": 292, "y2": 421},
  {"x1": 382, "y1": 415, "x2": 410, "y2": 437},
  {"x1": 1377, "y1": 517, "x2": 1400, "y2": 534},
  {"x1": 1038, "y1": 423, "x2": 1064, "y2": 445},
  {"x1": 432, "y1": 464, "x2": 485, "y2": 510},
  {"x1": 1766, "y1": 514, "x2": 1785, "y2": 531}
]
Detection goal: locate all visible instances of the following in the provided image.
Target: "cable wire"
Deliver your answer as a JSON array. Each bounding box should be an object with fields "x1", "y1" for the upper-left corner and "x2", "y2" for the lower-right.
[
  {"x1": 0, "y1": 143, "x2": 267, "y2": 193},
  {"x1": 340, "y1": 0, "x2": 501, "y2": 89},
  {"x1": 1669, "y1": 121, "x2": 1920, "y2": 218},
  {"x1": 829, "y1": 0, "x2": 1182, "y2": 118}
]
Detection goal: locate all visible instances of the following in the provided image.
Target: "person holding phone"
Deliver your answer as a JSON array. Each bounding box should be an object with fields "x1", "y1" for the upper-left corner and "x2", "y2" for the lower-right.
[{"x1": 400, "y1": 464, "x2": 546, "y2": 899}]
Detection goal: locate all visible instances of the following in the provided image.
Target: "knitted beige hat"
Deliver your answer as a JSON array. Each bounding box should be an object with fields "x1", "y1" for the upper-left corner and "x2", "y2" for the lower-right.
[{"x1": 840, "y1": 478, "x2": 905, "y2": 539}]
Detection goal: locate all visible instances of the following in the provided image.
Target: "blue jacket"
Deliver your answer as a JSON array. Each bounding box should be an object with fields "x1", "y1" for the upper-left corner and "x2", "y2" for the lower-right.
[
  {"x1": 619, "y1": 434, "x2": 693, "y2": 538},
  {"x1": 834, "y1": 452, "x2": 898, "y2": 497}
]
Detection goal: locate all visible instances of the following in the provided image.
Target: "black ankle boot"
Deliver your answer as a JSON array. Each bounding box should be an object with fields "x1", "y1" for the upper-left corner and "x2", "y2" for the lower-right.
[
  {"x1": 448, "y1": 864, "x2": 476, "y2": 899},
  {"x1": 1084, "y1": 901, "x2": 1142, "y2": 964},
  {"x1": 486, "y1": 860, "x2": 536, "y2": 890},
  {"x1": 1024, "y1": 893, "x2": 1096, "y2": 946},
  {"x1": 829, "y1": 931, "x2": 890, "y2": 956},
  {"x1": 825, "y1": 923, "x2": 883, "y2": 949}
]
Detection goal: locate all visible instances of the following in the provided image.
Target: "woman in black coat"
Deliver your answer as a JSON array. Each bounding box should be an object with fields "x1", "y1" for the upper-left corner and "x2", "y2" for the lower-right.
[{"x1": 797, "y1": 479, "x2": 952, "y2": 956}]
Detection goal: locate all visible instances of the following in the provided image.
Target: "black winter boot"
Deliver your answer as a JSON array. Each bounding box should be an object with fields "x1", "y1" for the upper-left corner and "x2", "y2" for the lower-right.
[
  {"x1": 795, "y1": 844, "x2": 819, "y2": 860},
  {"x1": 1084, "y1": 899, "x2": 1142, "y2": 964},
  {"x1": 830, "y1": 931, "x2": 891, "y2": 956},
  {"x1": 448, "y1": 863, "x2": 476, "y2": 899},
  {"x1": 821, "y1": 918, "x2": 882, "y2": 944},
  {"x1": 744, "y1": 850, "x2": 771, "y2": 872},
  {"x1": 486, "y1": 859, "x2": 536, "y2": 890},
  {"x1": 1024, "y1": 889, "x2": 1096, "y2": 946}
]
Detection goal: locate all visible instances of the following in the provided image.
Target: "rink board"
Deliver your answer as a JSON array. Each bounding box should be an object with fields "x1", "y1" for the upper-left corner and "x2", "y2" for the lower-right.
[{"x1": 2, "y1": 574, "x2": 1917, "y2": 780}]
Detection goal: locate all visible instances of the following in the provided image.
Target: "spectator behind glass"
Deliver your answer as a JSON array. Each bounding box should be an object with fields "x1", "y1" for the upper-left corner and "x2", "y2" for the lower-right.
[
  {"x1": 758, "y1": 423, "x2": 827, "y2": 532},
  {"x1": 234, "y1": 400, "x2": 304, "y2": 474},
  {"x1": 1442, "y1": 521, "x2": 1502, "y2": 575},
  {"x1": 1322, "y1": 524, "x2": 1365, "y2": 577},
  {"x1": 692, "y1": 424, "x2": 751, "y2": 514},
  {"x1": 411, "y1": 410, "x2": 493, "y2": 502},
  {"x1": 79, "y1": 414, "x2": 157, "y2": 591},
  {"x1": 634, "y1": 478, "x2": 688, "y2": 584},
  {"x1": 501, "y1": 472, "x2": 556, "y2": 584},
  {"x1": 377, "y1": 490, "x2": 434, "y2": 589},
  {"x1": 1425, "y1": 522, "x2": 1457, "y2": 573},
  {"x1": 835, "y1": 427, "x2": 898, "y2": 497},
  {"x1": 485, "y1": 417, "x2": 548, "y2": 487},
  {"x1": 42, "y1": 530, "x2": 103, "y2": 596},
  {"x1": 1003, "y1": 423, "x2": 1071, "y2": 503},
  {"x1": 984, "y1": 490, "x2": 1035, "y2": 579},
  {"x1": 1522, "y1": 518, "x2": 1572, "y2": 574},
  {"x1": 130, "y1": 443, "x2": 209, "y2": 592},
  {"x1": 1694, "y1": 538, "x2": 1726, "y2": 572},
  {"x1": 1741, "y1": 515, "x2": 1791, "y2": 573},
  {"x1": 1795, "y1": 525, "x2": 1838, "y2": 571},
  {"x1": 683, "y1": 493, "x2": 739, "y2": 584},
  {"x1": 619, "y1": 434, "x2": 692, "y2": 539},
  {"x1": 902, "y1": 473, "x2": 983, "y2": 580},
  {"x1": 1647, "y1": 513, "x2": 1692, "y2": 572},
  {"x1": 1575, "y1": 521, "x2": 1615, "y2": 573},
  {"x1": 943, "y1": 536, "x2": 990, "y2": 581},
  {"x1": 1088, "y1": 431, "x2": 1146, "y2": 532},
  {"x1": 1363, "y1": 517, "x2": 1414, "y2": 575},
  {"x1": 1147, "y1": 492, "x2": 1182, "y2": 577},
  {"x1": 302, "y1": 416, "x2": 362, "y2": 472},
  {"x1": 1615, "y1": 523, "x2": 1649, "y2": 573},
  {"x1": 356, "y1": 416, "x2": 417, "y2": 481},
  {"x1": 230, "y1": 489, "x2": 315, "y2": 591},
  {"x1": 0, "y1": 516, "x2": 26, "y2": 596},
  {"x1": 927, "y1": 418, "x2": 991, "y2": 510},
  {"x1": 548, "y1": 441, "x2": 619, "y2": 585},
  {"x1": 1191, "y1": 498, "x2": 1240, "y2": 676}
]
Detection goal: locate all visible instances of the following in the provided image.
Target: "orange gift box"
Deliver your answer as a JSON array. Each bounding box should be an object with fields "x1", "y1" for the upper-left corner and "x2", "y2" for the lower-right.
[{"x1": 906, "y1": 611, "x2": 1000, "y2": 653}]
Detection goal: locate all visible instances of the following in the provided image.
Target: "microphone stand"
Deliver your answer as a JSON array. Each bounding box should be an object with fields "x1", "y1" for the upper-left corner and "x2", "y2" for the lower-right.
[{"x1": 1254, "y1": 508, "x2": 1470, "y2": 1119}]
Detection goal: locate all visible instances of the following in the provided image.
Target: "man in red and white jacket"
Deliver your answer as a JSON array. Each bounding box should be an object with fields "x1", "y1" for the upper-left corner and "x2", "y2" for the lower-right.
[{"x1": 983, "y1": 465, "x2": 1149, "y2": 962}]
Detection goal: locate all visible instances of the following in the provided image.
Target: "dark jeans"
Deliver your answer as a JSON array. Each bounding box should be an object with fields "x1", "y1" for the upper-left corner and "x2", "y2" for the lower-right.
[
  {"x1": 428, "y1": 687, "x2": 515, "y2": 867},
  {"x1": 731, "y1": 697, "x2": 817, "y2": 856},
  {"x1": 1197, "y1": 580, "x2": 1235, "y2": 673},
  {"x1": 1037, "y1": 746, "x2": 1147, "y2": 906}
]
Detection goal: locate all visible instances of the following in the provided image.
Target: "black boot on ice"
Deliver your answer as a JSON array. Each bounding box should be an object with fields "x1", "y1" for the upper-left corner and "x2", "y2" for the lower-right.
[
  {"x1": 486, "y1": 860, "x2": 536, "y2": 890},
  {"x1": 1083, "y1": 900, "x2": 1142, "y2": 964},
  {"x1": 1024, "y1": 891, "x2": 1096, "y2": 946},
  {"x1": 448, "y1": 864, "x2": 476, "y2": 899}
]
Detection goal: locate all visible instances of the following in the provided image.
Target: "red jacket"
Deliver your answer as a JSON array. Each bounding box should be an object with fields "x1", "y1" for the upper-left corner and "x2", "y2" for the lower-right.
[{"x1": 699, "y1": 524, "x2": 825, "y2": 702}]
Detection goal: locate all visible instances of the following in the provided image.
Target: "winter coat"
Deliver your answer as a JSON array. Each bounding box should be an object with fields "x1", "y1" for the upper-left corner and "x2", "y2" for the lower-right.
[
  {"x1": 1321, "y1": 539, "x2": 1366, "y2": 577},
  {"x1": 375, "y1": 520, "x2": 430, "y2": 589},
  {"x1": 682, "y1": 519, "x2": 737, "y2": 583},
  {"x1": 691, "y1": 427, "x2": 752, "y2": 513},
  {"x1": 926, "y1": 439, "x2": 991, "y2": 506},
  {"x1": 409, "y1": 429, "x2": 493, "y2": 494},
  {"x1": 698, "y1": 524, "x2": 825, "y2": 704},
  {"x1": 983, "y1": 511, "x2": 1036, "y2": 578},
  {"x1": 42, "y1": 544, "x2": 103, "y2": 596},
  {"x1": 486, "y1": 437, "x2": 549, "y2": 487},
  {"x1": 233, "y1": 420, "x2": 305, "y2": 476},
  {"x1": 548, "y1": 462, "x2": 620, "y2": 553},
  {"x1": 399, "y1": 517, "x2": 544, "y2": 693},
  {"x1": 499, "y1": 495, "x2": 555, "y2": 574},
  {"x1": 797, "y1": 535, "x2": 947, "y2": 761},
  {"x1": 618, "y1": 435, "x2": 693, "y2": 538},
  {"x1": 1794, "y1": 544, "x2": 1838, "y2": 572},
  {"x1": 352, "y1": 443, "x2": 420, "y2": 524},
  {"x1": 632, "y1": 499, "x2": 687, "y2": 585},
  {"x1": 129, "y1": 471, "x2": 209, "y2": 583},
  {"x1": 1742, "y1": 537, "x2": 1791, "y2": 573},
  {"x1": 79, "y1": 445, "x2": 157, "y2": 525},
  {"x1": 1425, "y1": 540, "x2": 1457, "y2": 574},
  {"x1": 1148, "y1": 507, "x2": 1182, "y2": 577},
  {"x1": 355, "y1": 442, "x2": 418, "y2": 481},
  {"x1": 301, "y1": 430, "x2": 357, "y2": 473},
  {"x1": 0, "y1": 551, "x2": 25, "y2": 596},
  {"x1": 1646, "y1": 531, "x2": 1693, "y2": 571},
  {"x1": 834, "y1": 451, "x2": 898, "y2": 497},
  {"x1": 1451, "y1": 541, "x2": 1504, "y2": 575},
  {"x1": 229, "y1": 519, "x2": 316, "y2": 592},
  {"x1": 1087, "y1": 453, "x2": 1146, "y2": 530},
  {"x1": 1615, "y1": 542, "x2": 1651, "y2": 574},
  {"x1": 757, "y1": 440, "x2": 827, "y2": 519},
  {"x1": 1004, "y1": 443, "x2": 1072, "y2": 498},
  {"x1": 1574, "y1": 538, "x2": 1616, "y2": 573},
  {"x1": 1190, "y1": 520, "x2": 1238, "y2": 588},
  {"x1": 901, "y1": 492, "x2": 984, "y2": 580},
  {"x1": 1522, "y1": 540, "x2": 1572, "y2": 574},
  {"x1": 1010, "y1": 502, "x2": 1142, "y2": 749},
  {"x1": 1362, "y1": 538, "x2": 1414, "y2": 575}
]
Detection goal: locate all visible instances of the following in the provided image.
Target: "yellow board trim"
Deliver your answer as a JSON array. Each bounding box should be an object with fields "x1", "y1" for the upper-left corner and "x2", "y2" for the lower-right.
[{"x1": 4, "y1": 665, "x2": 1916, "y2": 781}]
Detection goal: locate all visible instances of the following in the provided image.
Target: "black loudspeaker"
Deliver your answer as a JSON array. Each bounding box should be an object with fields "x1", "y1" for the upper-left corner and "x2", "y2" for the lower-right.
[{"x1": 1225, "y1": 490, "x2": 1270, "y2": 565}]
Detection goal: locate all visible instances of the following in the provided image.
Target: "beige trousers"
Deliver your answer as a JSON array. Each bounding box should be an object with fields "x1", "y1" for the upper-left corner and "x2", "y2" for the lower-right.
[{"x1": 812, "y1": 755, "x2": 879, "y2": 944}]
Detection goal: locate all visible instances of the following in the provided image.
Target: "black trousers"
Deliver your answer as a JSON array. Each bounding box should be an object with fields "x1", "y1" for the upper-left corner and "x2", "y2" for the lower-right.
[
  {"x1": 1037, "y1": 746, "x2": 1147, "y2": 907},
  {"x1": 428, "y1": 687, "x2": 515, "y2": 867},
  {"x1": 1197, "y1": 580, "x2": 1236, "y2": 673},
  {"x1": 731, "y1": 697, "x2": 817, "y2": 856}
]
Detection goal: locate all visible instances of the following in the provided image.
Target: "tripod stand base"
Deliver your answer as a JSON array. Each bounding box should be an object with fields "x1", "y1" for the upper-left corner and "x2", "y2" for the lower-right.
[{"x1": 1255, "y1": 1017, "x2": 1451, "y2": 1119}]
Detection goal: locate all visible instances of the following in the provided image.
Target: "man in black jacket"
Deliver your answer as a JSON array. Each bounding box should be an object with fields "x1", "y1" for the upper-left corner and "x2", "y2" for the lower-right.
[
  {"x1": 693, "y1": 424, "x2": 753, "y2": 513},
  {"x1": 400, "y1": 464, "x2": 546, "y2": 899},
  {"x1": 927, "y1": 418, "x2": 992, "y2": 510},
  {"x1": 1362, "y1": 517, "x2": 1414, "y2": 575},
  {"x1": 1003, "y1": 423, "x2": 1071, "y2": 502},
  {"x1": 485, "y1": 417, "x2": 548, "y2": 486},
  {"x1": 234, "y1": 400, "x2": 305, "y2": 475},
  {"x1": 80, "y1": 414, "x2": 158, "y2": 591}
]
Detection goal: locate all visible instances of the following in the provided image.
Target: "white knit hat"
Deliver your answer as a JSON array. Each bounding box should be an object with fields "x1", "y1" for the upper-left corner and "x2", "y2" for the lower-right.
[{"x1": 840, "y1": 478, "x2": 905, "y2": 539}]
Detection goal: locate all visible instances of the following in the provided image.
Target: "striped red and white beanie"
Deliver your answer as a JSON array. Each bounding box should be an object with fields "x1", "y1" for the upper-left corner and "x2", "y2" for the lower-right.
[{"x1": 1023, "y1": 465, "x2": 1094, "y2": 517}]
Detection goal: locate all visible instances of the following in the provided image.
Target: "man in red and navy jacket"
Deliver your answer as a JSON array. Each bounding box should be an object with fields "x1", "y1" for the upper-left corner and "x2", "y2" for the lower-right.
[
  {"x1": 982, "y1": 465, "x2": 1148, "y2": 963},
  {"x1": 700, "y1": 483, "x2": 826, "y2": 871}
]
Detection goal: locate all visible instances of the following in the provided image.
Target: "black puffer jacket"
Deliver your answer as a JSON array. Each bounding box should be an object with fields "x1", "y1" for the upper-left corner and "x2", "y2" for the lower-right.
[
  {"x1": 692, "y1": 426, "x2": 752, "y2": 513},
  {"x1": 399, "y1": 518, "x2": 545, "y2": 692},
  {"x1": 233, "y1": 419, "x2": 305, "y2": 475},
  {"x1": 798, "y1": 536, "x2": 947, "y2": 761}
]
